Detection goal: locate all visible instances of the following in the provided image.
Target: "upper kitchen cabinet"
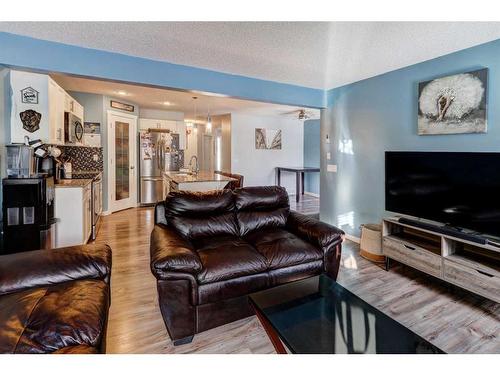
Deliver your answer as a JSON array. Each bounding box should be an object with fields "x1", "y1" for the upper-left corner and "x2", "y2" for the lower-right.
[
  {"x1": 139, "y1": 118, "x2": 186, "y2": 149},
  {"x1": 64, "y1": 93, "x2": 84, "y2": 119},
  {"x1": 139, "y1": 118, "x2": 163, "y2": 131},
  {"x1": 9, "y1": 70, "x2": 83, "y2": 145},
  {"x1": 175, "y1": 121, "x2": 186, "y2": 150},
  {"x1": 49, "y1": 79, "x2": 65, "y2": 145}
]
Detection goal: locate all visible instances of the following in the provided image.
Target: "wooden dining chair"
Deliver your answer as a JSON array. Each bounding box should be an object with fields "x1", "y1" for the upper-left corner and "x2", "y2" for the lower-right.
[{"x1": 215, "y1": 170, "x2": 244, "y2": 190}]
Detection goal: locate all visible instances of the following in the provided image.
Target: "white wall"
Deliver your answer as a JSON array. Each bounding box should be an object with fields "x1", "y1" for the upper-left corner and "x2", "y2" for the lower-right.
[
  {"x1": 212, "y1": 114, "x2": 231, "y2": 172},
  {"x1": 231, "y1": 113, "x2": 304, "y2": 195},
  {"x1": 139, "y1": 108, "x2": 184, "y2": 121}
]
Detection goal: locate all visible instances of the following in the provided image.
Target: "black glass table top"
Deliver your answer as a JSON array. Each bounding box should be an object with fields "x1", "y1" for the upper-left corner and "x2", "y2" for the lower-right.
[{"x1": 249, "y1": 275, "x2": 444, "y2": 354}]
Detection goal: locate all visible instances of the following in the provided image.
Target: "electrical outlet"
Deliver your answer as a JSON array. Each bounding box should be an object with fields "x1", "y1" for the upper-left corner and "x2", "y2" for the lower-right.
[{"x1": 327, "y1": 164, "x2": 337, "y2": 173}]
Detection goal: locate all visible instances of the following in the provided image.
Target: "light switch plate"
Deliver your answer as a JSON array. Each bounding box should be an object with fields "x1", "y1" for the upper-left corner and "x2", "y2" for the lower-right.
[
  {"x1": 327, "y1": 164, "x2": 337, "y2": 173},
  {"x1": 326, "y1": 152, "x2": 331, "y2": 160}
]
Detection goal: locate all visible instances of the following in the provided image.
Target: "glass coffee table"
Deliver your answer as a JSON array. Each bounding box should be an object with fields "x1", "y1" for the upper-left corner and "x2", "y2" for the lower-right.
[{"x1": 249, "y1": 275, "x2": 444, "y2": 354}]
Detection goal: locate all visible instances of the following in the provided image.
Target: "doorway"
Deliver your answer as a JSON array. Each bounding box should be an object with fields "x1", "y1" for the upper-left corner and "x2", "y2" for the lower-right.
[
  {"x1": 201, "y1": 134, "x2": 213, "y2": 171},
  {"x1": 107, "y1": 110, "x2": 138, "y2": 213}
]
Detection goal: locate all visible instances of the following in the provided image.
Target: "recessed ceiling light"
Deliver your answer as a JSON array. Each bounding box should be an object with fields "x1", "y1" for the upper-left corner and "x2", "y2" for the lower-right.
[
  {"x1": 116, "y1": 90, "x2": 128, "y2": 96},
  {"x1": 162, "y1": 101, "x2": 172, "y2": 106}
]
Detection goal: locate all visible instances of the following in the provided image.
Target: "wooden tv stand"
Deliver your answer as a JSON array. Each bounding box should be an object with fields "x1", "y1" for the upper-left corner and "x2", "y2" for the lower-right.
[{"x1": 382, "y1": 217, "x2": 500, "y2": 303}]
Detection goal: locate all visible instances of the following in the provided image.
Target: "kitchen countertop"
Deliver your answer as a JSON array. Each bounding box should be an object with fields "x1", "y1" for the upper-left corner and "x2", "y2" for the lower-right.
[
  {"x1": 55, "y1": 179, "x2": 93, "y2": 188},
  {"x1": 164, "y1": 171, "x2": 237, "y2": 184}
]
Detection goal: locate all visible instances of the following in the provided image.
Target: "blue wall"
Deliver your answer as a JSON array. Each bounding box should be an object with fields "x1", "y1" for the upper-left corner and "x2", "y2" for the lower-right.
[
  {"x1": 321, "y1": 38, "x2": 500, "y2": 237},
  {"x1": 69, "y1": 91, "x2": 141, "y2": 212},
  {"x1": 0, "y1": 32, "x2": 326, "y2": 109},
  {"x1": 303, "y1": 119, "x2": 320, "y2": 195}
]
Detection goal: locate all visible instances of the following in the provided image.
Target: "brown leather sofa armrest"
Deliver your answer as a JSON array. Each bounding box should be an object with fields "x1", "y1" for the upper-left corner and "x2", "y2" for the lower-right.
[
  {"x1": 154, "y1": 202, "x2": 168, "y2": 226},
  {"x1": 0, "y1": 244, "x2": 112, "y2": 296},
  {"x1": 150, "y1": 225, "x2": 203, "y2": 279},
  {"x1": 286, "y1": 211, "x2": 345, "y2": 251}
]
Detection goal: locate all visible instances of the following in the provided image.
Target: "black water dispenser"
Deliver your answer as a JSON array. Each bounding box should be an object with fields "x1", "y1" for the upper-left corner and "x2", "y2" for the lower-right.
[{"x1": 2, "y1": 176, "x2": 56, "y2": 254}]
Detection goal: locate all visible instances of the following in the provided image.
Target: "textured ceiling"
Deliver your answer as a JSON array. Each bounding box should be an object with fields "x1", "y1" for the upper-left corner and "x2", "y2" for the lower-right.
[
  {"x1": 1, "y1": 22, "x2": 500, "y2": 89},
  {"x1": 51, "y1": 73, "x2": 319, "y2": 119}
]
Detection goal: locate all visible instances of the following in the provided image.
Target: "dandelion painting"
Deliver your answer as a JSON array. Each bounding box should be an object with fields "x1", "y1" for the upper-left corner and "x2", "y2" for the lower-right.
[{"x1": 418, "y1": 68, "x2": 487, "y2": 135}]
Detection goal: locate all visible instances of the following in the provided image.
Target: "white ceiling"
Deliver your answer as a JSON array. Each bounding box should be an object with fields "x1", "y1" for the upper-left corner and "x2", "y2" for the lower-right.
[
  {"x1": 51, "y1": 73, "x2": 319, "y2": 120},
  {"x1": 1, "y1": 22, "x2": 500, "y2": 89}
]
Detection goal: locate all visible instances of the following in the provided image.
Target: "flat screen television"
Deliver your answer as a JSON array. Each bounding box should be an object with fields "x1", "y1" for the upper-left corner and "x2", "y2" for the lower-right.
[{"x1": 385, "y1": 151, "x2": 500, "y2": 238}]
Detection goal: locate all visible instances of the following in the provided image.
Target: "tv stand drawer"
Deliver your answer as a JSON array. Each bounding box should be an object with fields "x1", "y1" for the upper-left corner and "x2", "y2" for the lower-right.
[
  {"x1": 383, "y1": 236, "x2": 442, "y2": 277},
  {"x1": 443, "y1": 259, "x2": 500, "y2": 303}
]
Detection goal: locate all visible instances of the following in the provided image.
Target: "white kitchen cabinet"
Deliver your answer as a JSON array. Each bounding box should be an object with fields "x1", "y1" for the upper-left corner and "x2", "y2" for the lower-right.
[
  {"x1": 82, "y1": 186, "x2": 92, "y2": 241},
  {"x1": 139, "y1": 118, "x2": 186, "y2": 149},
  {"x1": 55, "y1": 182, "x2": 92, "y2": 247},
  {"x1": 64, "y1": 93, "x2": 75, "y2": 113},
  {"x1": 64, "y1": 93, "x2": 84, "y2": 119},
  {"x1": 176, "y1": 121, "x2": 186, "y2": 150},
  {"x1": 51, "y1": 83, "x2": 66, "y2": 145},
  {"x1": 139, "y1": 118, "x2": 163, "y2": 130},
  {"x1": 73, "y1": 101, "x2": 84, "y2": 120},
  {"x1": 9, "y1": 70, "x2": 82, "y2": 145}
]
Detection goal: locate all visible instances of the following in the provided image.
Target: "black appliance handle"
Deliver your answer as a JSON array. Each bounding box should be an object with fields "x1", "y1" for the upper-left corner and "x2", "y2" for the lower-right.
[{"x1": 74, "y1": 121, "x2": 84, "y2": 141}]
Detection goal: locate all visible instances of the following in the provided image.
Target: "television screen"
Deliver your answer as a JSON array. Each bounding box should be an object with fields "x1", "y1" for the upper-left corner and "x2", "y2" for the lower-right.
[{"x1": 385, "y1": 151, "x2": 500, "y2": 237}]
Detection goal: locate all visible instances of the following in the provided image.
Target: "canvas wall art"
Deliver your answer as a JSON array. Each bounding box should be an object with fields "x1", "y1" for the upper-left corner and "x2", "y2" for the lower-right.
[
  {"x1": 255, "y1": 128, "x2": 282, "y2": 149},
  {"x1": 418, "y1": 68, "x2": 487, "y2": 135}
]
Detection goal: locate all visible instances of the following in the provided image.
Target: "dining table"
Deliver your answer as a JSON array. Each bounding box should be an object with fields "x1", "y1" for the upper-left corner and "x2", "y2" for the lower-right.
[{"x1": 275, "y1": 166, "x2": 320, "y2": 202}]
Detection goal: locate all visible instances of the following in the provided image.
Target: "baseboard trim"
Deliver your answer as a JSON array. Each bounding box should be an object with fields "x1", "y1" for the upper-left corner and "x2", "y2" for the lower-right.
[
  {"x1": 345, "y1": 233, "x2": 360, "y2": 244},
  {"x1": 101, "y1": 210, "x2": 111, "y2": 216},
  {"x1": 304, "y1": 192, "x2": 320, "y2": 198}
]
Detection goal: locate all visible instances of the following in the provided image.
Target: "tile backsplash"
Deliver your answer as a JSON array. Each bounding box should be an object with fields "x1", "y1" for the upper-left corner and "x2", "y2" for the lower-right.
[{"x1": 60, "y1": 146, "x2": 103, "y2": 172}]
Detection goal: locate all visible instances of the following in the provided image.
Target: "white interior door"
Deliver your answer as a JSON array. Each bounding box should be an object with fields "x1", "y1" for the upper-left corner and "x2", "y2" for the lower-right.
[{"x1": 108, "y1": 111, "x2": 137, "y2": 213}]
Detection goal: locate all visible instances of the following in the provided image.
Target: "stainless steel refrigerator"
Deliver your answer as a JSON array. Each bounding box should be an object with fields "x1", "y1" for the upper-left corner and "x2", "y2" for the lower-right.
[{"x1": 139, "y1": 130, "x2": 184, "y2": 205}]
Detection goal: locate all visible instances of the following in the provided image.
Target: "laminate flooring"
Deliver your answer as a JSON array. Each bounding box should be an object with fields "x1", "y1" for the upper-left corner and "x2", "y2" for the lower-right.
[{"x1": 95, "y1": 207, "x2": 499, "y2": 354}]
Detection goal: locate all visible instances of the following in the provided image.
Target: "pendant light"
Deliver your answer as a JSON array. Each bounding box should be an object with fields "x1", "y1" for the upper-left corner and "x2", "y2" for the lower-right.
[
  {"x1": 192, "y1": 96, "x2": 198, "y2": 133},
  {"x1": 206, "y1": 102, "x2": 212, "y2": 133}
]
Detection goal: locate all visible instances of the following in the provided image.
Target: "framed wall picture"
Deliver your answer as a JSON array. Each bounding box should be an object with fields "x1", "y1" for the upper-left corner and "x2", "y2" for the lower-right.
[
  {"x1": 110, "y1": 100, "x2": 135, "y2": 113},
  {"x1": 418, "y1": 68, "x2": 488, "y2": 135},
  {"x1": 255, "y1": 128, "x2": 282, "y2": 149}
]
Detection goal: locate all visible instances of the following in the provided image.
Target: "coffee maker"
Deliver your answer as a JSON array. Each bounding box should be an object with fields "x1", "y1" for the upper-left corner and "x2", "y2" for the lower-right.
[{"x1": 6, "y1": 144, "x2": 38, "y2": 178}]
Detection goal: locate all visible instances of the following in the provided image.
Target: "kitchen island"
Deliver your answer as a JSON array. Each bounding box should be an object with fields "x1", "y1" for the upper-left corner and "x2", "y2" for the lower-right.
[{"x1": 164, "y1": 171, "x2": 236, "y2": 193}]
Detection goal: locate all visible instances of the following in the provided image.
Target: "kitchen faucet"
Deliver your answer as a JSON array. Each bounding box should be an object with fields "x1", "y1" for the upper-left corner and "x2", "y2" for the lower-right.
[{"x1": 189, "y1": 155, "x2": 199, "y2": 174}]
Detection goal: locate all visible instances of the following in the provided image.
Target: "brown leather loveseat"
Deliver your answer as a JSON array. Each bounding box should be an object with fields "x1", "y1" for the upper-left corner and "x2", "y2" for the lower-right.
[
  {"x1": 0, "y1": 244, "x2": 112, "y2": 354},
  {"x1": 150, "y1": 186, "x2": 344, "y2": 345}
]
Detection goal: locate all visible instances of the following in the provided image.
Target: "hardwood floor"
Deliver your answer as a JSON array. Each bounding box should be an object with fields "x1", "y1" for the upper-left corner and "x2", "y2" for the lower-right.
[
  {"x1": 95, "y1": 207, "x2": 499, "y2": 354},
  {"x1": 289, "y1": 193, "x2": 319, "y2": 216}
]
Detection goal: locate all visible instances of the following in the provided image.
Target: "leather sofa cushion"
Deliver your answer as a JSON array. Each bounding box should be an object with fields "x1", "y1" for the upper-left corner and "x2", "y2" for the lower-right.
[
  {"x1": 195, "y1": 236, "x2": 267, "y2": 284},
  {"x1": 234, "y1": 186, "x2": 290, "y2": 236},
  {"x1": 0, "y1": 244, "x2": 111, "y2": 296},
  {"x1": 234, "y1": 186, "x2": 289, "y2": 211},
  {"x1": 267, "y1": 260, "x2": 323, "y2": 286},
  {"x1": 168, "y1": 213, "x2": 239, "y2": 240},
  {"x1": 0, "y1": 279, "x2": 109, "y2": 354},
  {"x1": 245, "y1": 228, "x2": 323, "y2": 270},
  {"x1": 164, "y1": 190, "x2": 239, "y2": 239},
  {"x1": 198, "y1": 273, "x2": 269, "y2": 304},
  {"x1": 165, "y1": 190, "x2": 235, "y2": 217}
]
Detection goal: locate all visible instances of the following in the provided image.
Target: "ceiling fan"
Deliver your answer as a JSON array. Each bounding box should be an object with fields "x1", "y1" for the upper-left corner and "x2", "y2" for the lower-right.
[{"x1": 281, "y1": 109, "x2": 317, "y2": 120}]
